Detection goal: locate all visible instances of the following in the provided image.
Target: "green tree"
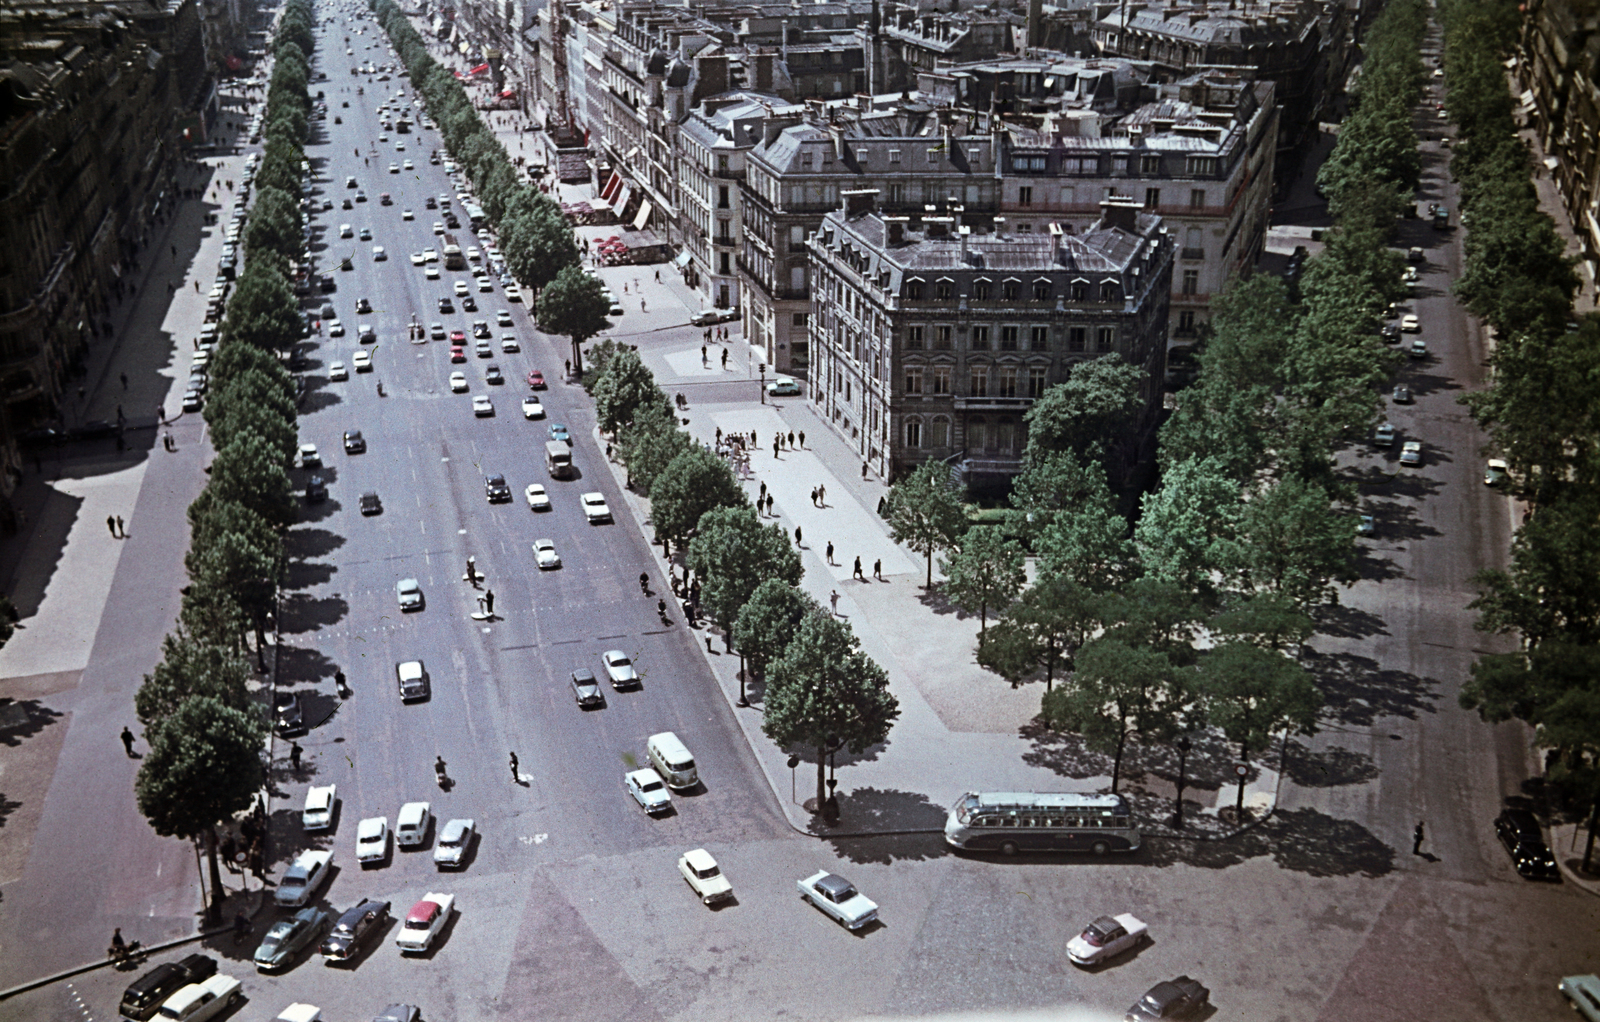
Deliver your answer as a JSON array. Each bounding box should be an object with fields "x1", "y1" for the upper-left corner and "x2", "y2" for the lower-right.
[
  {"x1": 1039, "y1": 636, "x2": 1179, "y2": 793},
  {"x1": 1006, "y1": 448, "x2": 1113, "y2": 542},
  {"x1": 1032, "y1": 500, "x2": 1137, "y2": 593},
  {"x1": 884, "y1": 459, "x2": 967, "y2": 587},
  {"x1": 762, "y1": 612, "x2": 900, "y2": 809},
  {"x1": 503, "y1": 205, "x2": 579, "y2": 292},
  {"x1": 536, "y1": 265, "x2": 610, "y2": 374},
  {"x1": 1023, "y1": 355, "x2": 1148, "y2": 494},
  {"x1": 134, "y1": 629, "x2": 253, "y2": 727},
  {"x1": 1195, "y1": 641, "x2": 1322, "y2": 813},
  {"x1": 134, "y1": 696, "x2": 268, "y2": 921},
  {"x1": 206, "y1": 431, "x2": 297, "y2": 529},
  {"x1": 245, "y1": 186, "x2": 302, "y2": 264},
  {"x1": 977, "y1": 572, "x2": 1103, "y2": 690},
  {"x1": 734, "y1": 578, "x2": 813, "y2": 684},
  {"x1": 178, "y1": 576, "x2": 251, "y2": 652},
  {"x1": 592, "y1": 346, "x2": 664, "y2": 435},
  {"x1": 1134, "y1": 455, "x2": 1240, "y2": 596},
  {"x1": 617, "y1": 398, "x2": 691, "y2": 494},
  {"x1": 222, "y1": 265, "x2": 302, "y2": 352},
  {"x1": 1224, "y1": 475, "x2": 1357, "y2": 607},
  {"x1": 687, "y1": 505, "x2": 803, "y2": 645},
  {"x1": 940, "y1": 526, "x2": 1025, "y2": 646},
  {"x1": 1209, "y1": 591, "x2": 1314, "y2": 653},
  {"x1": 648, "y1": 446, "x2": 746, "y2": 554},
  {"x1": 186, "y1": 498, "x2": 284, "y2": 645},
  {"x1": 1468, "y1": 487, "x2": 1600, "y2": 646}
]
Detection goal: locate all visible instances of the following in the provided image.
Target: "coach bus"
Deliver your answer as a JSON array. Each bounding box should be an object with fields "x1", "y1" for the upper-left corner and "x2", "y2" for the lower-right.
[{"x1": 944, "y1": 791, "x2": 1140, "y2": 856}]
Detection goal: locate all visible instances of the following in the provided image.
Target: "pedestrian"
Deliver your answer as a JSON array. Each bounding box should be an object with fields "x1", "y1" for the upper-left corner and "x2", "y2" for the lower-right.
[
  {"x1": 1412, "y1": 821, "x2": 1425, "y2": 855},
  {"x1": 509, "y1": 750, "x2": 519, "y2": 782},
  {"x1": 854, "y1": 556, "x2": 864, "y2": 580},
  {"x1": 289, "y1": 742, "x2": 302, "y2": 770},
  {"x1": 788, "y1": 431, "x2": 795, "y2": 449},
  {"x1": 640, "y1": 298, "x2": 646, "y2": 312},
  {"x1": 606, "y1": 442, "x2": 613, "y2": 460},
  {"x1": 720, "y1": 347, "x2": 728, "y2": 368},
  {"x1": 818, "y1": 484, "x2": 826, "y2": 506},
  {"x1": 194, "y1": 280, "x2": 200, "y2": 293},
  {"x1": 799, "y1": 430, "x2": 806, "y2": 448},
  {"x1": 116, "y1": 516, "x2": 125, "y2": 537},
  {"x1": 794, "y1": 525, "x2": 802, "y2": 547},
  {"x1": 759, "y1": 481, "x2": 767, "y2": 500},
  {"x1": 701, "y1": 344, "x2": 708, "y2": 365},
  {"x1": 120, "y1": 372, "x2": 128, "y2": 390},
  {"x1": 877, "y1": 496, "x2": 888, "y2": 516},
  {"x1": 164, "y1": 431, "x2": 174, "y2": 452},
  {"x1": 773, "y1": 440, "x2": 780, "y2": 458},
  {"x1": 830, "y1": 590, "x2": 840, "y2": 616},
  {"x1": 862, "y1": 461, "x2": 869, "y2": 479},
  {"x1": 874, "y1": 558, "x2": 882, "y2": 580},
  {"x1": 334, "y1": 668, "x2": 346, "y2": 692},
  {"x1": 765, "y1": 493, "x2": 774, "y2": 515},
  {"x1": 655, "y1": 270, "x2": 661, "y2": 282},
  {"x1": 564, "y1": 358, "x2": 571, "y2": 377},
  {"x1": 811, "y1": 487, "x2": 819, "y2": 507},
  {"x1": 121, "y1": 726, "x2": 136, "y2": 757},
  {"x1": 232, "y1": 911, "x2": 250, "y2": 945},
  {"x1": 484, "y1": 588, "x2": 495, "y2": 616},
  {"x1": 825, "y1": 541, "x2": 834, "y2": 564},
  {"x1": 106, "y1": 515, "x2": 117, "y2": 537}
]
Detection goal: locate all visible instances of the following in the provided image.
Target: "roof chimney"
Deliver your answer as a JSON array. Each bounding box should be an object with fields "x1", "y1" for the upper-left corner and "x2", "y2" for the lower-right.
[
  {"x1": 1048, "y1": 221, "x2": 1064, "y2": 264},
  {"x1": 843, "y1": 188, "x2": 878, "y2": 218},
  {"x1": 958, "y1": 224, "x2": 971, "y2": 265},
  {"x1": 1097, "y1": 196, "x2": 1142, "y2": 234},
  {"x1": 884, "y1": 215, "x2": 909, "y2": 245}
]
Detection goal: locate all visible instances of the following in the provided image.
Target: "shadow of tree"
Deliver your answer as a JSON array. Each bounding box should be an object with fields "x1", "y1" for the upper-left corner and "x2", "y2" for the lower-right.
[
  {"x1": 275, "y1": 643, "x2": 341, "y2": 685},
  {"x1": 915, "y1": 585, "x2": 973, "y2": 621},
  {"x1": 0, "y1": 791, "x2": 23, "y2": 831},
  {"x1": 1282, "y1": 740, "x2": 1381, "y2": 788},
  {"x1": 806, "y1": 789, "x2": 951, "y2": 861},
  {"x1": 1018, "y1": 718, "x2": 1114, "y2": 781},
  {"x1": 1144, "y1": 806, "x2": 1397, "y2": 877},
  {"x1": 0, "y1": 698, "x2": 66, "y2": 748},
  {"x1": 817, "y1": 830, "x2": 950, "y2": 866},
  {"x1": 282, "y1": 560, "x2": 338, "y2": 591},
  {"x1": 284, "y1": 527, "x2": 346, "y2": 561},
  {"x1": 1302, "y1": 649, "x2": 1439, "y2": 727},
  {"x1": 1363, "y1": 497, "x2": 1442, "y2": 545},
  {"x1": 277, "y1": 592, "x2": 350, "y2": 633},
  {"x1": 1310, "y1": 603, "x2": 1391, "y2": 641}
]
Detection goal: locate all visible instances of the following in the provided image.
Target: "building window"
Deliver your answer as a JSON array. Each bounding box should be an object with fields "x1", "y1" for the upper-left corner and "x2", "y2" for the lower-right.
[
  {"x1": 719, "y1": 252, "x2": 731, "y2": 275},
  {"x1": 889, "y1": 148, "x2": 901, "y2": 163},
  {"x1": 930, "y1": 417, "x2": 949, "y2": 447},
  {"x1": 1060, "y1": 185, "x2": 1076, "y2": 205},
  {"x1": 1144, "y1": 187, "x2": 1161, "y2": 208},
  {"x1": 936, "y1": 281, "x2": 953, "y2": 300},
  {"x1": 1029, "y1": 326, "x2": 1048, "y2": 350},
  {"x1": 789, "y1": 184, "x2": 804, "y2": 206},
  {"x1": 905, "y1": 367, "x2": 923, "y2": 394},
  {"x1": 889, "y1": 183, "x2": 905, "y2": 204},
  {"x1": 1185, "y1": 156, "x2": 1216, "y2": 176},
  {"x1": 997, "y1": 421, "x2": 1016, "y2": 454},
  {"x1": 1000, "y1": 326, "x2": 1018, "y2": 351},
  {"x1": 968, "y1": 419, "x2": 987, "y2": 450},
  {"x1": 1095, "y1": 327, "x2": 1114, "y2": 352},
  {"x1": 1018, "y1": 185, "x2": 1033, "y2": 206},
  {"x1": 1181, "y1": 269, "x2": 1198, "y2": 294},
  {"x1": 905, "y1": 281, "x2": 924, "y2": 300},
  {"x1": 906, "y1": 325, "x2": 924, "y2": 349},
  {"x1": 717, "y1": 155, "x2": 729, "y2": 173},
  {"x1": 1176, "y1": 310, "x2": 1195, "y2": 335},
  {"x1": 927, "y1": 147, "x2": 939, "y2": 164},
  {"x1": 1068, "y1": 327, "x2": 1086, "y2": 351},
  {"x1": 997, "y1": 367, "x2": 1018, "y2": 397},
  {"x1": 970, "y1": 368, "x2": 989, "y2": 396},
  {"x1": 1032, "y1": 281, "x2": 1051, "y2": 301},
  {"x1": 718, "y1": 186, "x2": 730, "y2": 209},
  {"x1": 1018, "y1": 223, "x2": 1033, "y2": 233},
  {"x1": 793, "y1": 312, "x2": 810, "y2": 327},
  {"x1": 790, "y1": 266, "x2": 807, "y2": 292},
  {"x1": 801, "y1": 151, "x2": 814, "y2": 168},
  {"x1": 790, "y1": 225, "x2": 806, "y2": 250},
  {"x1": 932, "y1": 367, "x2": 951, "y2": 394},
  {"x1": 905, "y1": 418, "x2": 922, "y2": 447},
  {"x1": 1071, "y1": 283, "x2": 1087, "y2": 302},
  {"x1": 935, "y1": 325, "x2": 953, "y2": 349},
  {"x1": 1003, "y1": 281, "x2": 1019, "y2": 301},
  {"x1": 1100, "y1": 283, "x2": 1118, "y2": 302},
  {"x1": 1141, "y1": 155, "x2": 1162, "y2": 174},
  {"x1": 1028, "y1": 367, "x2": 1047, "y2": 397},
  {"x1": 971, "y1": 326, "x2": 990, "y2": 350},
  {"x1": 1190, "y1": 188, "x2": 1206, "y2": 208},
  {"x1": 974, "y1": 281, "x2": 991, "y2": 300}
]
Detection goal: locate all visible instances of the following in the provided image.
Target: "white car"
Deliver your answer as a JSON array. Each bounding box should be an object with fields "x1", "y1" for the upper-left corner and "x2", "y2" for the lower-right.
[
  {"x1": 625, "y1": 768, "x2": 672, "y2": 815},
  {"x1": 423, "y1": 248, "x2": 438, "y2": 262},
  {"x1": 504, "y1": 285, "x2": 522, "y2": 303},
  {"x1": 501, "y1": 334, "x2": 520, "y2": 353},
  {"x1": 1400, "y1": 440, "x2": 1423, "y2": 466},
  {"x1": 434, "y1": 818, "x2": 474, "y2": 868},
  {"x1": 402, "y1": 159, "x2": 414, "y2": 170},
  {"x1": 1401, "y1": 313, "x2": 1421, "y2": 333},
  {"x1": 532, "y1": 538, "x2": 560, "y2": 569},
  {"x1": 478, "y1": 276, "x2": 494, "y2": 292},
  {"x1": 327, "y1": 318, "x2": 344, "y2": 337},
  {"x1": 797, "y1": 870, "x2": 878, "y2": 930},
  {"x1": 275, "y1": 850, "x2": 334, "y2": 907},
  {"x1": 471, "y1": 394, "x2": 494, "y2": 417},
  {"x1": 521, "y1": 397, "x2": 544, "y2": 419},
  {"x1": 403, "y1": 209, "x2": 415, "y2": 221},
  {"x1": 1066, "y1": 913, "x2": 1148, "y2": 965},
  {"x1": 339, "y1": 223, "x2": 353, "y2": 238},
  {"x1": 678, "y1": 848, "x2": 734, "y2": 906},
  {"x1": 601, "y1": 650, "x2": 638, "y2": 687},
  {"x1": 525, "y1": 484, "x2": 550, "y2": 511},
  {"x1": 467, "y1": 246, "x2": 481, "y2": 262},
  {"x1": 581, "y1": 492, "x2": 612, "y2": 524},
  {"x1": 372, "y1": 245, "x2": 386, "y2": 261},
  {"x1": 410, "y1": 251, "x2": 425, "y2": 265},
  {"x1": 454, "y1": 280, "x2": 469, "y2": 297},
  {"x1": 395, "y1": 801, "x2": 431, "y2": 847},
  {"x1": 352, "y1": 350, "x2": 372, "y2": 372},
  {"x1": 497, "y1": 310, "x2": 514, "y2": 327},
  {"x1": 356, "y1": 817, "x2": 389, "y2": 864},
  {"x1": 425, "y1": 264, "x2": 440, "y2": 280},
  {"x1": 299, "y1": 442, "x2": 321, "y2": 468},
  {"x1": 432, "y1": 221, "x2": 445, "y2": 235},
  {"x1": 302, "y1": 785, "x2": 337, "y2": 831},
  {"x1": 449, "y1": 371, "x2": 468, "y2": 393},
  {"x1": 1374, "y1": 423, "x2": 1396, "y2": 447},
  {"x1": 396, "y1": 892, "x2": 454, "y2": 952},
  {"x1": 329, "y1": 361, "x2": 348, "y2": 381}
]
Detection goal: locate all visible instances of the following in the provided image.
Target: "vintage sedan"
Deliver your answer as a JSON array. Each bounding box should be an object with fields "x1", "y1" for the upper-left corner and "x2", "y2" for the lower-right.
[
  {"x1": 254, "y1": 907, "x2": 330, "y2": 971},
  {"x1": 625, "y1": 768, "x2": 672, "y2": 815},
  {"x1": 319, "y1": 899, "x2": 390, "y2": 962},
  {"x1": 1125, "y1": 976, "x2": 1210, "y2": 1020},
  {"x1": 797, "y1": 870, "x2": 878, "y2": 930},
  {"x1": 677, "y1": 848, "x2": 733, "y2": 906},
  {"x1": 1066, "y1": 913, "x2": 1148, "y2": 966}
]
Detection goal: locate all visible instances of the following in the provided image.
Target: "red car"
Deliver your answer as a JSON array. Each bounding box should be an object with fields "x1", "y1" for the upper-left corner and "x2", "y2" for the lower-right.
[
  {"x1": 526, "y1": 369, "x2": 546, "y2": 389},
  {"x1": 449, "y1": 346, "x2": 466, "y2": 363},
  {"x1": 449, "y1": 330, "x2": 466, "y2": 344}
]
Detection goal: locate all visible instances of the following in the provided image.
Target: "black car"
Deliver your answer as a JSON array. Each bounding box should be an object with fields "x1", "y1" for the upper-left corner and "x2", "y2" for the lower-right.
[
  {"x1": 1494, "y1": 808, "x2": 1561, "y2": 880},
  {"x1": 70, "y1": 419, "x2": 119, "y2": 441},
  {"x1": 1380, "y1": 323, "x2": 1401, "y2": 343},
  {"x1": 274, "y1": 691, "x2": 306, "y2": 736},
  {"x1": 1125, "y1": 976, "x2": 1210, "y2": 1021},
  {"x1": 485, "y1": 365, "x2": 504, "y2": 385},
  {"x1": 320, "y1": 274, "x2": 337, "y2": 293},
  {"x1": 355, "y1": 297, "x2": 372, "y2": 313},
  {"x1": 306, "y1": 475, "x2": 328, "y2": 503},
  {"x1": 320, "y1": 898, "x2": 391, "y2": 962},
  {"x1": 425, "y1": 196, "x2": 437, "y2": 209},
  {"x1": 359, "y1": 491, "x2": 382, "y2": 515},
  {"x1": 437, "y1": 297, "x2": 454, "y2": 314},
  {"x1": 485, "y1": 473, "x2": 511, "y2": 502},
  {"x1": 1392, "y1": 384, "x2": 1413, "y2": 404},
  {"x1": 119, "y1": 954, "x2": 218, "y2": 1021},
  {"x1": 344, "y1": 430, "x2": 366, "y2": 453},
  {"x1": 373, "y1": 1006, "x2": 421, "y2": 1022},
  {"x1": 460, "y1": 295, "x2": 477, "y2": 312}
]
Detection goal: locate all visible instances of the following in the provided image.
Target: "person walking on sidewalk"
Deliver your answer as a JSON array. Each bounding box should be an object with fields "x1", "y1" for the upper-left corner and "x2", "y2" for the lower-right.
[
  {"x1": 289, "y1": 743, "x2": 302, "y2": 771},
  {"x1": 873, "y1": 558, "x2": 882, "y2": 580},
  {"x1": 811, "y1": 487, "x2": 819, "y2": 507},
  {"x1": 106, "y1": 515, "x2": 117, "y2": 537},
  {"x1": 720, "y1": 347, "x2": 728, "y2": 369},
  {"x1": 794, "y1": 526, "x2": 802, "y2": 547},
  {"x1": 825, "y1": 541, "x2": 834, "y2": 565},
  {"x1": 121, "y1": 726, "x2": 136, "y2": 757},
  {"x1": 853, "y1": 556, "x2": 864, "y2": 581},
  {"x1": 788, "y1": 431, "x2": 795, "y2": 449},
  {"x1": 701, "y1": 345, "x2": 708, "y2": 366},
  {"x1": 765, "y1": 494, "x2": 774, "y2": 516},
  {"x1": 116, "y1": 516, "x2": 125, "y2": 538},
  {"x1": 818, "y1": 484, "x2": 826, "y2": 506},
  {"x1": 1412, "y1": 821, "x2": 1425, "y2": 855},
  {"x1": 509, "y1": 751, "x2": 519, "y2": 782},
  {"x1": 830, "y1": 590, "x2": 840, "y2": 616},
  {"x1": 798, "y1": 430, "x2": 806, "y2": 448}
]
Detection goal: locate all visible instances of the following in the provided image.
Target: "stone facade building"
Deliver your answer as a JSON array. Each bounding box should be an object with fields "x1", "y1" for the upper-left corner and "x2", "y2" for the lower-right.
[
  {"x1": 1518, "y1": 0, "x2": 1600, "y2": 282},
  {"x1": 806, "y1": 197, "x2": 1173, "y2": 483}
]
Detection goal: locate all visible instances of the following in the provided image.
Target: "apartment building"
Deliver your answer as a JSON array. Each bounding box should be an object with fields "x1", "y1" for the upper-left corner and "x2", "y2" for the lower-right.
[
  {"x1": 1518, "y1": 0, "x2": 1600, "y2": 278},
  {"x1": 807, "y1": 197, "x2": 1173, "y2": 483}
]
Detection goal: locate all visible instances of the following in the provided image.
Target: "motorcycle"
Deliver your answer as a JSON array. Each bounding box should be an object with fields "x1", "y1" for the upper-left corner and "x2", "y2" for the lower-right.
[
  {"x1": 657, "y1": 599, "x2": 671, "y2": 626},
  {"x1": 434, "y1": 757, "x2": 448, "y2": 789},
  {"x1": 376, "y1": 380, "x2": 385, "y2": 397}
]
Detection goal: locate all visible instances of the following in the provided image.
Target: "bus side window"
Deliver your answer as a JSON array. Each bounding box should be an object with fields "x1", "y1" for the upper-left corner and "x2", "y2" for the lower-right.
[
  {"x1": 1001, "y1": 816, "x2": 1017, "y2": 827},
  {"x1": 1046, "y1": 817, "x2": 1062, "y2": 828}
]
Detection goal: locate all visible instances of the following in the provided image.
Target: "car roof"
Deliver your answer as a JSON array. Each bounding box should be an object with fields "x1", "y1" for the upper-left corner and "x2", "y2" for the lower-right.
[
  {"x1": 814, "y1": 872, "x2": 855, "y2": 897},
  {"x1": 573, "y1": 668, "x2": 597, "y2": 682},
  {"x1": 358, "y1": 817, "x2": 386, "y2": 836},
  {"x1": 683, "y1": 847, "x2": 717, "y2": 870}
]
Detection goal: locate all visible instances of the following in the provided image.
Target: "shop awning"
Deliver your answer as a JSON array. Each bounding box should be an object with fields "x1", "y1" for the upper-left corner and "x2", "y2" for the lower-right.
[
  {"x1": 633, "y1": 199, "x2": 653, "y2": 231},
  {"x1": 674, "y1": 250, "x2": 692, "y2": 268}
]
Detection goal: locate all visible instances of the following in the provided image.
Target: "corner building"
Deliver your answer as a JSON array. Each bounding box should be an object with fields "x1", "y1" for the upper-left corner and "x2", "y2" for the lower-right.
[{"x1": 807, "y1": 197, "x2": 1173, "y2": 485}]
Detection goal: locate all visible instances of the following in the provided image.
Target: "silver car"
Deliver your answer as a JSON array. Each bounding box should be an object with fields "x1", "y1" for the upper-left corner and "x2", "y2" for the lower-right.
[
  {"x1": 601, "y1": 650, "x2": 639, "y2": 689},
  {"x1": 396, "y1": 578, "x2": 424, "y2": 611},
  {"x1": 433, "y1": 818, "x2": 475, "y2": 868}
]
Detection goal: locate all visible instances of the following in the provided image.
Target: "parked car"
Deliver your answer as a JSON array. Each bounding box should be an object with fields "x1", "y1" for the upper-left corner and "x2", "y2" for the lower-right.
[
  {"x1": 154, "y1": 973, "x2": 240, "y2": 1022},
  {"x1": 797, "y1": 870, "x2": 878, "y2": 930},
  {"x1": 1559, "y1": 974, "x2": 1600, "y2": 1022},
  {"x1": 254, "y1": 907, "x2": 330, "y2": 971},
  {"x1": 1400, "y1": 441, "x2": 1423, "y2": 466},
  {"x1": 1125, "y1": 976, "x2": 1210, "y2": 1020},
  {"x1": 1484, "y1": 458, "x2": 1509, "y2": 486},
  {"x1": 1066, "y1": 913, "x2": 1148, "y2": 966},
  {"x1": 274, "y1": 850, "x2": 333, "y2": 907},
  {"x1": 434, "y1": 818, "x2": 475, "y2": 868},
  {"x1": 677, "y1": 848, "x2": 734, "y2": 905},
  {"x1": 119, "y1": 955, "x2": 217, "y2": 1021},
  {"x1": 302, "y1": 784, "x2": 337, "y2": 831},
  {"x1": 395, "y1": 892, "x2": 454, "y2": 952},
  {"x1": 356, "y1": 817, "x2": 389, "y2": 864},
  {"x1": 319, "y1": 899, "x2": 391, "y2": 962},
  {"x1": 1494, "y1": 808, "x2": 1561, "y2": 880},
  {"x1": 1373, "y1": 423, "x2": 1396, "y2": 447}
]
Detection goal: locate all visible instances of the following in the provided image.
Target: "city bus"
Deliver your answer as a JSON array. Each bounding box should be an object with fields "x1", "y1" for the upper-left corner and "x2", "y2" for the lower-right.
[
  {"x1": 442, "y1": 234, "x2": 465, "y2": 270},
  {"x1": 944, "y1": 791, "x2": 1140, "y2": 856}
]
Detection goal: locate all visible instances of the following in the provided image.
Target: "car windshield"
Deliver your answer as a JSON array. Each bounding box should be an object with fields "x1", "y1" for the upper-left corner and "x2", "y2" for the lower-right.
[
  {"x1": 281, "y1": 870, "x2": 306, "y2": 886},
  {"x1": 640, "y1": 779, "x2": 663, "y2": 792},
  {"x1": 696, "y1": 864, "x2": 720, "y2": 879}
]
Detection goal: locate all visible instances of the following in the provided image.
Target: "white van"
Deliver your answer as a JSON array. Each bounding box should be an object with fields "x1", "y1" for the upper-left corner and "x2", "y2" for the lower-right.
[
  {"x1": 646, "y1": 732, "x2": 698, "y2": 791},
  {"x1": 157, "y1": 974, "x2": 240, "y2": 1022},
  {"x1": 395, "y1": 801, "x2": 431, "y2": 847}
]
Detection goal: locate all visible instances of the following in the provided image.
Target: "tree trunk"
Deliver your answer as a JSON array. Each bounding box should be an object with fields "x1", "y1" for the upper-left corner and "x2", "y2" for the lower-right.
[
  {"x1": 203, "y1": 826, "x2": 226, "y2": 925},
  {"x1": 1044, "y1": 636, "x2": 1055, "y2": 693},
  {"x1": 1584, "y1": 784, "x2": 1600, "y2": 873},
  {"x1": 1111, "y1": 726, "x2": 1127, "y2": 793},
  {"x1": 978, "y1": 602, "x2": 987, "y2": 647},
  {"x1": 814, "y1": 743, "x2": 827, "y2": 809},
  {"x1": 1236, "y1": 741, "x2": 1250, "y2": 815},
  {"x1": 925, "y1": 547, "x2": 933, "y2": 588}
]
